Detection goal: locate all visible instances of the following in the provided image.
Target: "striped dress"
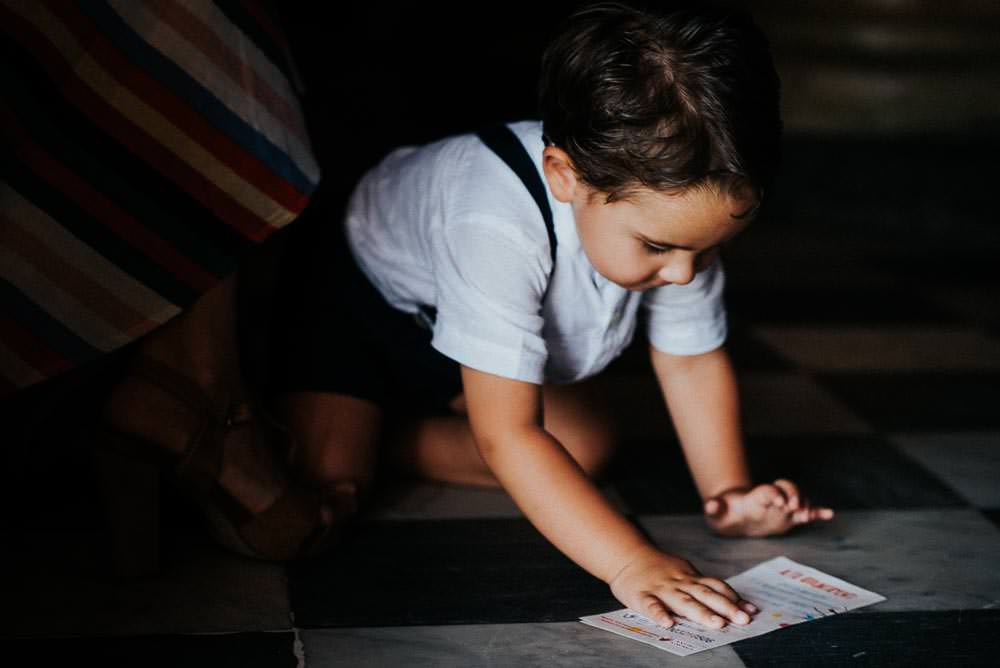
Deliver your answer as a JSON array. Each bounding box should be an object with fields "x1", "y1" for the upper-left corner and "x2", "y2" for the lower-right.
[{"x1": 0, "y1": 0, "x2": 320, "y2": 398}]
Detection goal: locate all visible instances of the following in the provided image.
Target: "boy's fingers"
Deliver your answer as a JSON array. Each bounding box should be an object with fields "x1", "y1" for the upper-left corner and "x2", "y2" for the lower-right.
[
  {"x1": 698, "y1": 576, "x2": 740, "y2": 603},
  {"x1": 704, "y1": 498, "x2": 725, "y2": 517},
  {"x1": 792, "y1": 506, "x2": 834, "y2": 524},
  {"x1": 772, "y1": 479, "x2": 799, "y2": 510},
  {"x1": 668, "y1": 594, "x2": 727, "y2": 629},
  {"x1": 670, "y1": 589, "x2": 752, "y2": 629},
  {"x1": 683, "y1": 583, "x2": 751, "y2": 624},
  {"x1": 739, "y1": 600, "x2": 759, "y2": 615},
  {"x1": 642, "y1": 595, "x2": 675, "y2": 628},
  {"x1": 807, "y1": 507, "x2": 834, "y2": 521},
  {"x1": 752, "y1": 484, "x2": 785, "y2": 509}
]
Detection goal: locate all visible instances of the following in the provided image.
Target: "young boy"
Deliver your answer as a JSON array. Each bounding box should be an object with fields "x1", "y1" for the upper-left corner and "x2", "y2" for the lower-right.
[{"x1": 271, "y1": 2, "x2": 833, "y2": 630}]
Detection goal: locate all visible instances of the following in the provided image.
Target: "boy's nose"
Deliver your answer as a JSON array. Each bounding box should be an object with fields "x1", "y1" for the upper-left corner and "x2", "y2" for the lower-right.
[{"x1": 658, "y1": 255, "x2": 696, "y2": 286}]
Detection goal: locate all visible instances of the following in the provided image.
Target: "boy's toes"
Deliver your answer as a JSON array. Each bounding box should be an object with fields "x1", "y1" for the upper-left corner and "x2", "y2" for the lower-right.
[{"x1": 704, "y1": 498, "x2": 723, "y2": 516}]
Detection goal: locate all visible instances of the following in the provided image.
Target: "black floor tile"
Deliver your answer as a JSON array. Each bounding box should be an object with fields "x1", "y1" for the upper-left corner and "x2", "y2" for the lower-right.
[
  {"x1": 3, "y1": 632, "x2": 298, "y2": 668},
  {"x1": 725, "y1": 284, "x2": 959, "y2": 326},
  {"x1": 288, "y1": 518, "x2": 618, "y2": 628},
  {"x1": 608, "y1": 434, "x2": 965, "y2": 515},
  {"x1": 818, "y1": 372, "x2": 1000, "y2": 431},
  {"x1": 734, "y1": 610, "x2": 1000, "y2": 668},
  {"x1": 745, "y1": 435, "x2": 967, "y2": 510},
  {"x1": 605, "y1": 439, "x2": 703, "y2": 515}
]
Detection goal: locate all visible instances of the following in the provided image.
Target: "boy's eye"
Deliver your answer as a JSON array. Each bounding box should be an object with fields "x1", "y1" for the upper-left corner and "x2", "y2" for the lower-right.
[{"x1": 642, "y1": 242, "x2": 670, "y2": 255}]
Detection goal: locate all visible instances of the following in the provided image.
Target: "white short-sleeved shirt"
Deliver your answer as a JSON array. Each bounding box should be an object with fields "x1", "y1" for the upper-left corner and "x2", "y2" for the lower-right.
[{"x1": 344, "y1": 120, "x2": 727, "y2": 385}]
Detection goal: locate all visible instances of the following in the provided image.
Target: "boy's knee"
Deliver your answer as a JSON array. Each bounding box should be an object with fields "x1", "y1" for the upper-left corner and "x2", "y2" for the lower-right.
[
  {"x1": 277, "y1": 392, "x2": 382, "y2": 492},
  {"x1": 543, "y1": 381, "x2": 618, "y2": 478},
  {"x1": 565, "y1": 421, "x2": 618, "y2": 479},
  {"x1": 309, "y1": 458, "x2": 376, "y2": 495}
]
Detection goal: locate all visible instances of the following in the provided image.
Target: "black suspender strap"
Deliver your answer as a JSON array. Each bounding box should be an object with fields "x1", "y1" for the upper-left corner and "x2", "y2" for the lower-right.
[{"x1": 476, "y1": 124, "x2": 557, "y2": 264}]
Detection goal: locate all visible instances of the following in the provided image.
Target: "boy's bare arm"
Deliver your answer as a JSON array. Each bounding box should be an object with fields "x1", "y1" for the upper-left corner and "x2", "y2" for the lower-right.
[
  {"x1": 460, "y1": 365, "x2": 648, "y2": 582},
  {"x1": 650, "y1": 345, "x2": 751, "y2": 500},
  {"x1": 650, "y1": 345, "x2": 834, "y2": 535},
  {"x1": 460, "y1": 365, "x2": 756, "y2": 629}
]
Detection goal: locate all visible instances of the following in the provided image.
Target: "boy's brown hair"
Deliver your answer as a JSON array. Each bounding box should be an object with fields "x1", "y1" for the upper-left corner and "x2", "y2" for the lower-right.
[{"x1": 538, "y1": 2, "x2": 782, "y2": 206}]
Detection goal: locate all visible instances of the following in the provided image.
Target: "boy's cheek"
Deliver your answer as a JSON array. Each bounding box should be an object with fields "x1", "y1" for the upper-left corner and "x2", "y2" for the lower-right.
[{"x1": 695, "y1": 248, "x2": 720, "y2": 272}]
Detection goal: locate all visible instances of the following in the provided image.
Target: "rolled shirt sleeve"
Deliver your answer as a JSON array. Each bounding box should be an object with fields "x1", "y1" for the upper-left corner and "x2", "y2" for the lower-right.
[{"x1": 430, "y1": 218, "x2": 552, "y2": 384}]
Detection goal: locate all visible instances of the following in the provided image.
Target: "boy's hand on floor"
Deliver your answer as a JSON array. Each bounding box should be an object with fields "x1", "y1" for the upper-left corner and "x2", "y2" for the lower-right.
[
  {"x1": 703, "y1": 480, "x2": 834, "y2": 537},
  {"x1": 609, "y1": 547, "x2": 759, "y2": 630}
]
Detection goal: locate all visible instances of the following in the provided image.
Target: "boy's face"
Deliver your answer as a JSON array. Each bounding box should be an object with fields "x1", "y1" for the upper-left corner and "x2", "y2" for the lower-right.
[{"x1": 543, "y1": 148, "x2": 753, "y2": 290}]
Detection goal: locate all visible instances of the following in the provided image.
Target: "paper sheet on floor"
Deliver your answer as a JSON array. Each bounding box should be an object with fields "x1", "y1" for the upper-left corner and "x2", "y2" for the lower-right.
[{"x1": 580, "y1": 556, "x2": 885, "y2": 657}]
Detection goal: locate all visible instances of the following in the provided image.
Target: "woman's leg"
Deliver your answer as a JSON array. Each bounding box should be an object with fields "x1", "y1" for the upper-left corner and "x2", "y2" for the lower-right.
[
  {"x1": 104, "y1": 274, "x2": 287, "y2": 516},
  {"x1": 99, "y1": 270, "x2": 350, "y2": 568},
  {"x1": 389, "y1": 377, "x2": 618, "y2": 487}
]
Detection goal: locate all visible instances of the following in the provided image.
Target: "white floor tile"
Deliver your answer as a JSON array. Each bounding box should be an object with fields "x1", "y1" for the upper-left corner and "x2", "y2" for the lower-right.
[
  {"x1": 637, "y1": 509, "x2": 1000, "y2": 614},
  {"x1": 300, "y1": 622, "x2": 746, "y2": 667}
]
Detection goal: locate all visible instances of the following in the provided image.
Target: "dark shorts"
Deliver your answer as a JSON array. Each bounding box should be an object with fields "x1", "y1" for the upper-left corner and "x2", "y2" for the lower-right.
[{"x1": 268, "y1": 190, "x2": 462, "y2": 414}]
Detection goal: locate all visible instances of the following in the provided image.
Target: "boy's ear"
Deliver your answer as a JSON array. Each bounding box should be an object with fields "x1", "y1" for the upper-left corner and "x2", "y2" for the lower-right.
[{"x1": 542, "y1": 146, "x2": 581, "y2": 203}]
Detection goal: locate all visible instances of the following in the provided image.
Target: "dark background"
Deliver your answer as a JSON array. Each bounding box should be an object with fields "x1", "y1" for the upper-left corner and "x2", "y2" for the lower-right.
[
  {"x1": 3, "y1": 0, "x2": 999, "y2": 534},
  {"x1": 279, "y1": 0, "x2": 1000, "y2": 248},
  {"x1": 2, "y1": 4, "x2": 999, "y2": 660}
]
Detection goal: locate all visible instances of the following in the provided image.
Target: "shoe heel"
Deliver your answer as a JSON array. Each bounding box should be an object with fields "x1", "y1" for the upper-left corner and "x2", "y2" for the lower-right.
[{"x1": 94, "y1": 443, "x2": 161, "y2": 577}]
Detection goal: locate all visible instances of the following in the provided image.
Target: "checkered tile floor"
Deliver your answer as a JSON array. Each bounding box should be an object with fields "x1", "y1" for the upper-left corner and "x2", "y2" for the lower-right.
[{"x1": 3, "y1": 141, "x2": 1000, "y2": 667}]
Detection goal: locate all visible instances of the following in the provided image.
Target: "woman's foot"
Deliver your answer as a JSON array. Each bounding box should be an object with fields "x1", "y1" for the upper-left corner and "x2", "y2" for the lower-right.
[
  {"x1": 103, "y1": 364, "x2": 287, "y2": 520},
  {"x1": 100, "y1": 275, "x2": 341, "y2": 560}
]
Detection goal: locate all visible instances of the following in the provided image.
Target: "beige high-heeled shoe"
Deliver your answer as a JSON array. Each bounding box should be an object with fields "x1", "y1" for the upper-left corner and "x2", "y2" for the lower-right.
[{"x1": 95, "y1": 357, "x2": 345, "y2": 577}]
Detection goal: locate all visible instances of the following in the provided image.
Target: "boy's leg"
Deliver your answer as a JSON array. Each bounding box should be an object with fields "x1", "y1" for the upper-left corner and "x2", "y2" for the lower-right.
[
  {"x1": 276, "y1": 391, "x2": 383, "y2": 501},
  {"x1": 389, "y1": 377, "x2": 617, "y2": 487}
]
